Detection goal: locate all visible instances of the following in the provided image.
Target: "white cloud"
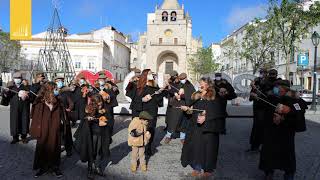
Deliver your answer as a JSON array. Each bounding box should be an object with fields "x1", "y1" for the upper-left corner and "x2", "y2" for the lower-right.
[{"x1": 226, "y1": 4, "x2": 268, "y2": 31}]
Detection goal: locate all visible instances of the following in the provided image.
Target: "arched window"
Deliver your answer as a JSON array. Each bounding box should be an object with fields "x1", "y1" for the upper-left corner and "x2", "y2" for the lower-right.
[
  {"x1": 171, "y1": 11, "x2": 177, "y2": 21},
  {"x1": 162, "y1": 11, "x2": 168, "y2": 21}
]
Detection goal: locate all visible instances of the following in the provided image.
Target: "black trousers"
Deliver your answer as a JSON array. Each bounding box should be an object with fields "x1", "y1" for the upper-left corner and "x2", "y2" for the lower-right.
[{"x1": 250, "y1": 109, "x2": 264, "y2": 149}]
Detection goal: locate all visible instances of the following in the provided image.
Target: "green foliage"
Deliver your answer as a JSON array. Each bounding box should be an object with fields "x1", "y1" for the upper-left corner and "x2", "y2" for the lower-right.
[
  {"x1": 0, "y1": 31, "x2": 22, "y2": 72},
  {"x1": 188, "y1": 47, "x2": 219, "y2": 80},
  {"x1": 267, "y1": 0, "x2": 320, "y2": 78}
]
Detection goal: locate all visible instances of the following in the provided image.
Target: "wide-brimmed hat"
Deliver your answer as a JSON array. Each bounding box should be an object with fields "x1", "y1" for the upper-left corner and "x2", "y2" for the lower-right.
[
  {"x1": 178, "y1": 73, "x2": 187, "y2": 80},
  {"x1": 139, "y1": 111, "x2": 153, "y2": 120},
  {"x1": 12, "y1": 72, "x2": 22, "y2": 78},
  {"x1": 54, "y1": 76, "x2": 65, "y2": 81},
  {"x1": 170, "y1": 71, "x2": 178, "y2": 77}
]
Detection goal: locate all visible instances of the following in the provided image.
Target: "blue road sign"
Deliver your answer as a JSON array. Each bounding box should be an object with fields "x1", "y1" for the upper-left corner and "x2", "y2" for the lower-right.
[{"x1": 297, "y1": 53, "x2": 309, "y2": 66}]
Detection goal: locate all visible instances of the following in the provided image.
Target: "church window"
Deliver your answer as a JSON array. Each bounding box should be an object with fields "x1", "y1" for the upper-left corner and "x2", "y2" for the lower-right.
[
  {"x1": 171, "y1": 11, "x2": 177, "y2": 21},
  {"x1": 165, "y1": 62, "x2": 174, "y2": 74},
  {"x1": 174, "y1": 38, "x2": 178, "y2": 45},
  {"x1": 159, "y1": 38, "x2": 163, "y2": 44},
  {"x1": 162, "y1": 11, "x2": 168, "y2": 21}
]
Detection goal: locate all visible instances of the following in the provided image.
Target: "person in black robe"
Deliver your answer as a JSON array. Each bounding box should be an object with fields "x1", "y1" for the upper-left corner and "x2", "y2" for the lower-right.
[
  {"x1": 248, "y1": 68, "x2": 268, "y2": 152},
  {"x1": 128, "y1": 69, "x2": 165, "y2": 156},
  {"x1": 54, "y1": 76, "x2": 74, "y2": 157},
  {"x1": 70, "y1": 74, "x2": 89, "y2": 127},
  {"x1": 181, "y1": 77, "x2": 226, "y2": 178},
  {"x1": 259, "y1": 80, "x2": 307, "y2": 180},
  {"x1": 74, "y1": 94, "x2": 111, "y2": 179},
  {"x1": 213, "y1": 73, "x2": 237, "y2": 134},
  {"x1": 1, "y1": 72, "x2": 31, "y2": 144},
  {"x1": 95, "y1": 72, "x2": 119, "y2": 144},
  {"x1": 125, "y1": 69, "x2": 142, "y2": 118},
  {"x1": 30, "y1": 82, "x2": 65, "y2": 178},
  {"x1": 164, "y1": 72, "x2": 195, "y2": 144}
]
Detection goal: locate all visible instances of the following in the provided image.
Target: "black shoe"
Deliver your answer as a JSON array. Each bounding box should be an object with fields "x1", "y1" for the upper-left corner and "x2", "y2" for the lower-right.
[
  {"x1": 94, "y1": 167, "x2": 105, "y2": 177},
  {"x1": 34, "y1": 169, "x2": 47, "y2": 178},
  {"x1": 21, "y1": 138, "x2": 28, "y2": 144},
  {"x1": 66, "y1": 151, "x2": 72, "y2": 157},
  {"x1": 52, "y1": 168, "x2": 63, "y2": 178},
  {"x1": 284, "y1": 173, "x2": 294, "y2": 180},
  {"x1": 87, "y1": 167, "x2": 95, "y2": 179},
  {"x1": 146, "y1": 147, "x2": 152, "y2": 156},
  {"x1": 10, "y1": 138, "x2": 19, "y2": 144}
]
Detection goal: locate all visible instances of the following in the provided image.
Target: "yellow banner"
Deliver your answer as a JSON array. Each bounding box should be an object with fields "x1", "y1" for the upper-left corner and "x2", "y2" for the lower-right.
[{"x1": 10, "y1": 0, "x2": 32, "y2": 40}]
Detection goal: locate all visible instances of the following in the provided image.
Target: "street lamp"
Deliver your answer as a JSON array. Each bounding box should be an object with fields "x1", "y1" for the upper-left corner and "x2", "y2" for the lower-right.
[{"x1": 311, "y1": 31, "x2": 320, "y2": 111}]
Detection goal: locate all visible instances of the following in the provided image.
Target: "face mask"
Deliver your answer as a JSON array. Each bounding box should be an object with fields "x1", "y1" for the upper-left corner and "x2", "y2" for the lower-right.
[
  {"x1": 56, "y1": 81, "x2": 64, "y2": 89},
  {"x1": 79, "y1": 79, "x2": 85, "y2": 85},
  {"x1": 147, "y1": 74, "x2": 154, "y2": 81},
  {"x1": 99, "y1": 80, "x2": 105, "y2": 86},
  {"x1": 54, "y1": 89, "x2": 59, "y2": 96},
  {"x1": 215, "y1": 77, "x2": 221, "y2": 81},
  {"x1": 14, "y1": 78, "x2": 22, "y2": 85},
  {"x1": 273, "y1": 87, "x2": 280, "y2": 96},
  {"x1": 180, "y1": 79, "x2": 186, "y2": 84}
]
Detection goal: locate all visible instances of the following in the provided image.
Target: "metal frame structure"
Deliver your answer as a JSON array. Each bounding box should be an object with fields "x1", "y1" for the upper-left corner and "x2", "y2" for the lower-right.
[{"x1": 34, "y1": 8, "x2": 75, "y2": 83}]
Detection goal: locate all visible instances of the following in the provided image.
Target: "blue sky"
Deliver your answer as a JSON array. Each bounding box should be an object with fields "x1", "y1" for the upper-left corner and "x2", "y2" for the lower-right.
[{"x1": 0, "y1": 0, "x2": 268, "y2": 46}]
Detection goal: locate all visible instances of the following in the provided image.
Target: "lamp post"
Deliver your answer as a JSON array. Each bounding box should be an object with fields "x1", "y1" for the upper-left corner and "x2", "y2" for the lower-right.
[{"x1": 311, "y1": 31, "x2": 320, "y2": 111}]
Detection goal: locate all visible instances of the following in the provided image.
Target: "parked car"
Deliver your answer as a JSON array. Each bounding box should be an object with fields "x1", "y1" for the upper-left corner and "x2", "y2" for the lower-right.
[{"x1": 291, "y1": 85, "x2": 319, "y2": 105}]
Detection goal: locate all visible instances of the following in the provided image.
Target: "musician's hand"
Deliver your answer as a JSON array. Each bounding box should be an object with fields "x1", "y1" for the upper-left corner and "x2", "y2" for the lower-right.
[
  {"x1": 142, "y1": 94, "x2": 152, "y2": 102},
  {"x1": 66, "y1": 108, "x2": 71, "y2": 112},
  {"x1": 197, "y1": 115, "x2": 206, "y2": 124},
  {"x1": 273, "y1": 113, "x2": 283, "y2": 125},
  {"x1": 178, "y1": 88, "x2": 184, "y2": 95},
  {"x1": 112, "y1": 87, "x2": 118, "y2": 92},
  {"x1": 174, "y1": 93, "x2": 181, "y2": 101},
  {"x1": 250, "y1": 92, "x2": 258, "y2": 99},
  {"x1": 180, "y1": 106, "x2": 189, "y2": 112}
]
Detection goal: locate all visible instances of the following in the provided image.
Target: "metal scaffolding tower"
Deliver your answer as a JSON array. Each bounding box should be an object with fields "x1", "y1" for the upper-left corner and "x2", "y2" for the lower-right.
[{"x1": 35, "y1": 8, "x2": 75, "y2": 82}]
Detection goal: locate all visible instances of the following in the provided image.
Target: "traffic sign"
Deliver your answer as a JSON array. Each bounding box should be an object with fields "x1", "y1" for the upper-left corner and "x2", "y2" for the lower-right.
[{"x1": 297, "y1": 53, "x2": 309, "y2": 66}]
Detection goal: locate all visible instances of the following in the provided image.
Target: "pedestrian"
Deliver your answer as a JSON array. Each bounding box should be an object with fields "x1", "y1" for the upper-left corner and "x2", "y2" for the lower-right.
[
  {"x1": 54, "y1": 76, "x2": 74, "y2": 157},
  {"x1": 30, "y1": 82, "x2": 65, "y2": 178},
  {"x1": 1, "y1": 71, "x2": 30, "y2": 144},
  {"x1": 181, "y1": 77, "x2": 226, "y2": 178},
  {"x1": 164, "y1": 72, "x2": 195, "y2": 144},
  {"x1": 128, "y1": 111, "x2": 152, "y2": 173},
  {"x1": 74, "y1": 94, "x2": 110, "y2": 179},
  {"x1": 259, "y1": 80, "x2": 307, "y2": 180}
]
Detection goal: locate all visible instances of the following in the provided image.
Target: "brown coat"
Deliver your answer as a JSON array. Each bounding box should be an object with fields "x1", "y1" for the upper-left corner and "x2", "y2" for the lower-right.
[
  {"x1": 30, "y1": 99, "x2": 66, "y2": 170},
  {"x1": 128, "y1": 117, "x2": 151, "y2": 147}
]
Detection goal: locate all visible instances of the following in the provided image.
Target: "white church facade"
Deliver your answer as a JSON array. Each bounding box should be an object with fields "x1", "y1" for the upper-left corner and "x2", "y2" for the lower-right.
[{"x1": 131, "y1": 0, "x2": 202, "y2": 79}]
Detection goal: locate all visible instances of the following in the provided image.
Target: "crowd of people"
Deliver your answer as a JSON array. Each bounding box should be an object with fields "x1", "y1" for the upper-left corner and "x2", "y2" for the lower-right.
[{"x1": 0, "y1": 68, "x2": 307, "y2": 180}]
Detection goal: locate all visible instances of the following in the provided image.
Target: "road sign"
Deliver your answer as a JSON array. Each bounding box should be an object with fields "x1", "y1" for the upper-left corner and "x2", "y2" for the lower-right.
[{"x1": 297, "y1": 53, "x2": 309, "y2": 66}]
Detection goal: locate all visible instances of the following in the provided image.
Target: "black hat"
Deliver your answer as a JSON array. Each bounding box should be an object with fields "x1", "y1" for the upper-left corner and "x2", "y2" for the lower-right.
[
  {"x1": 215, "y1": 72, "x2": 222, "y2": 77},
  {"x1": 178, "y1": 73, "x2": 187, "y2": 80},
  {"x1": 274, "y1": 80, "x2": 290, "y2": 88},
  {"x1": 139, "y1": 111, "x2": 153, "y2": 120},
  {"x1": 170, "y1": 71, "x2": 178, "y2": 77},
  {"x1": 268, "y1": 69, "x2": 278, "y2": 76}
]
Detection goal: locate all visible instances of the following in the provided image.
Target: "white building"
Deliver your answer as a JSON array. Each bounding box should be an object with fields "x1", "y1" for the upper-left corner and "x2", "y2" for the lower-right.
[
  {"x1": 217, "y1": 22, "x2": 320, "y2": 93},
  {"x1": 131, "y1": 0, "x2": 202, "y2": 80},
  {"x1": 20, "y1": 26, "x2": 130, "y2": 81}
]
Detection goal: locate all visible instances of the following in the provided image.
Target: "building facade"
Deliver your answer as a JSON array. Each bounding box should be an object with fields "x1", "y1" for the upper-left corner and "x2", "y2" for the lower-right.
[
  {"x1": 131, "y1": 0, "x2": 202, "y2": 80},
  {"x1": 216, "y1": 23, "x2": 320, "y2": 93},
  {"x1": 20, "y1": 26, "x2": 130, "y2": 81}
]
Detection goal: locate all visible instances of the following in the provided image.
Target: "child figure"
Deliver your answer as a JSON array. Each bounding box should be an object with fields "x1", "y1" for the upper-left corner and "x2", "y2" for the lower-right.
[{"x1": 128, "y1": 111, "x2": 152, "y2": 173}]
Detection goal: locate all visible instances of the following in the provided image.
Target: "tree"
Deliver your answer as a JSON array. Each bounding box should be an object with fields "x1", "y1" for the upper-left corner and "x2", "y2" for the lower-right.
[
  {"x1": 239, "y1": 19, "x2": 276, "y2": 74},
  {"x1": 267, "y1": 0, "x2": 320, "y2": 79},
  {"x1": 188, "y1": 47, "x2": 219, "y2": 80},
  {"x1": 0, "y1": 31, "x2": 22, "y2": 73}
]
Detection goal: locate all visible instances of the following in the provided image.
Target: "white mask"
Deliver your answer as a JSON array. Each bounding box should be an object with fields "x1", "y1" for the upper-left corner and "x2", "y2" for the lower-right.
[
  {"x1": 147, "y1": 74, "x2": 154, "y2": 81},
  {"x1": 79, "y1": 79, "x2": 85, "y2": 85},
  {"x1": 180, "y1": 79, "x2": 186, "y2": 84},
  {"x1": 99, "y1": 80, "x2": 105, "y2": 86},
  {"x1": 215, "y1": 77, "x2": 221, "y2": 81},
  {"x1": 14, "y1": 78, "x2": 22, "y2": 85}
]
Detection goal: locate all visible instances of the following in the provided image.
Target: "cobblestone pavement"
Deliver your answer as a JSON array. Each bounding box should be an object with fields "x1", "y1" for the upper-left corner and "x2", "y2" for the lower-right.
[{"x1": 0, "y1": 106, "x2": 320, "y2": 180}]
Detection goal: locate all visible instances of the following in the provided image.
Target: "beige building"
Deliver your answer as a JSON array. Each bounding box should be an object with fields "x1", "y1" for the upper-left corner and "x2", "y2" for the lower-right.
[
  {"x1": 131, "y1": 0, "x2": 202, "y2": 79},
  {"x1": 20, "y1": 26, "x2": 130, "y2": 81}
]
